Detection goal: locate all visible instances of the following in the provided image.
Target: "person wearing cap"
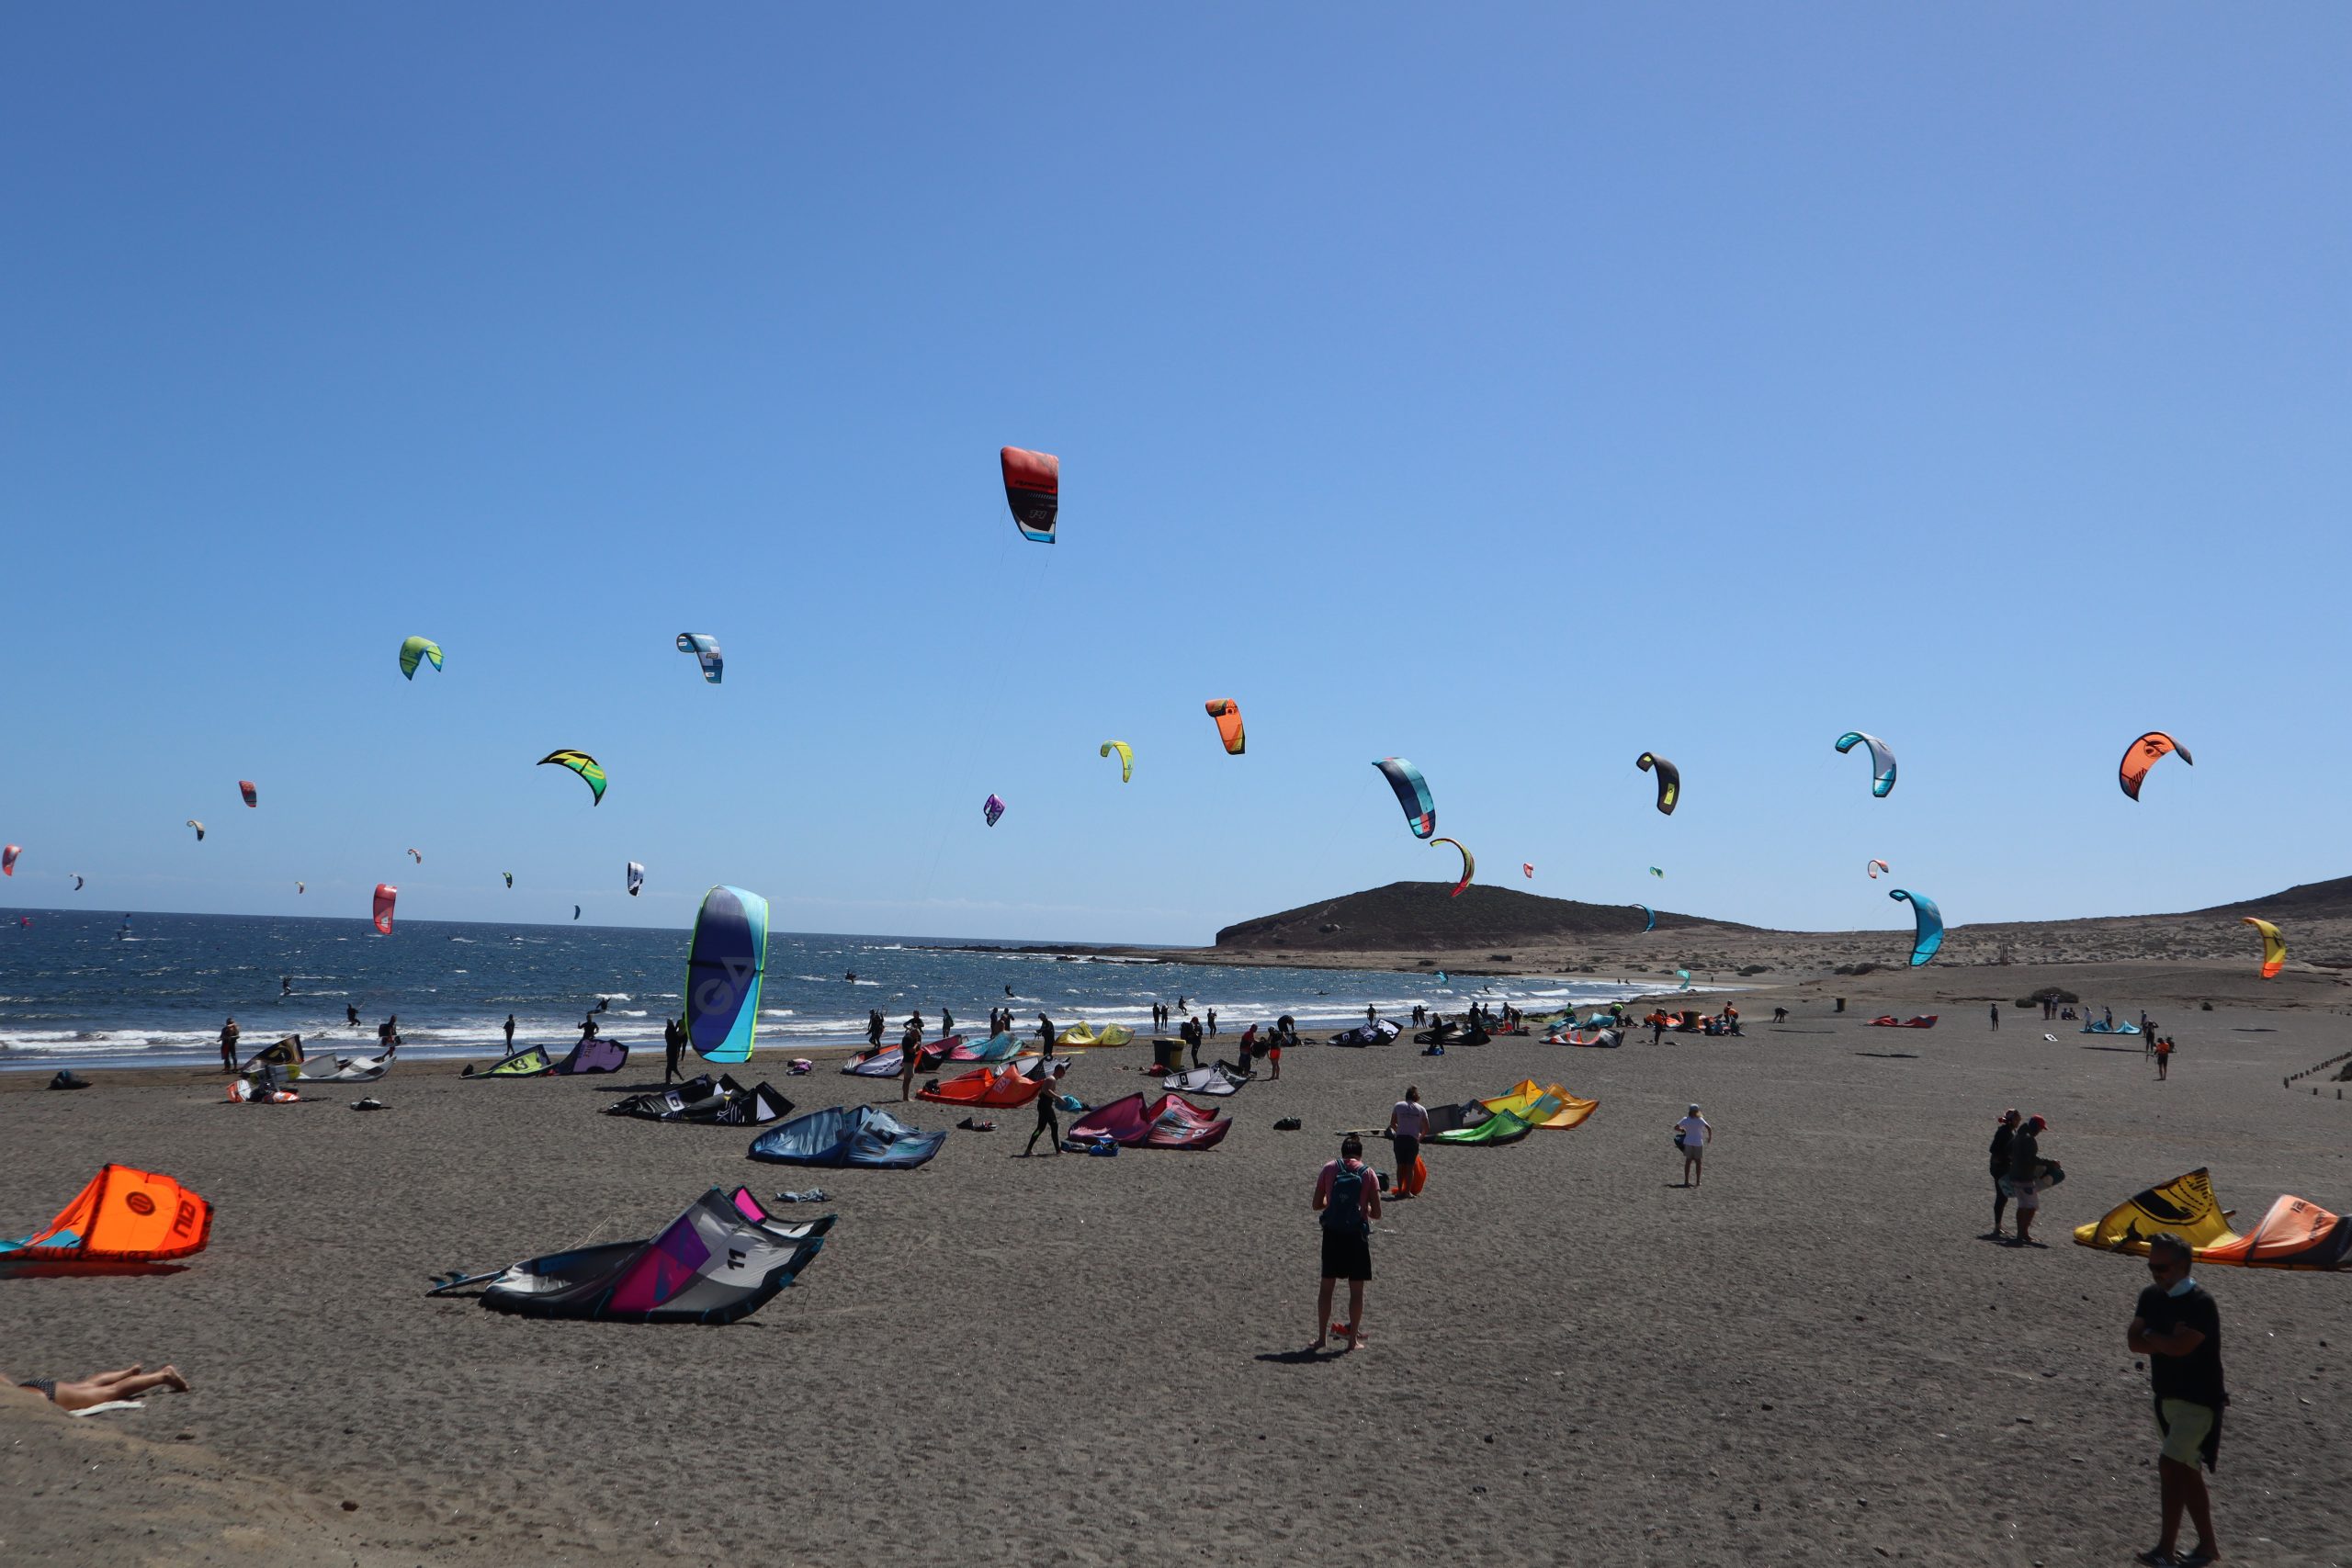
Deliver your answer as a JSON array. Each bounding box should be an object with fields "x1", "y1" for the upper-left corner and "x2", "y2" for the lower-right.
[
  {"x1": 2008, "y1": 1114, "x2": 2048, "y2": 1246},
  {"x1": 1985, "y1": 1110, "x2": 2022, "y2": 1238},
  {"x1": 1311, "y1": 1133, "x2": 1381, "y2": 1352},
  {"x1": 2127, "y1": 1232, "x2": 2226, "y2": 1566},
  {"x1": 1673, "y1": 1104, "x2": 1712, "y2": 1188}
]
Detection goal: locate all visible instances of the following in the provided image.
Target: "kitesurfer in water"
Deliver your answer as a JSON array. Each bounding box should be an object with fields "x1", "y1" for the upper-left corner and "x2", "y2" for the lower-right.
[
  {"x1": 345, "y1": 1004, "x2": 361, "y2": 1028},
  {"x1": 280, "y1": 976, "x2": 292, "y2": 997}
]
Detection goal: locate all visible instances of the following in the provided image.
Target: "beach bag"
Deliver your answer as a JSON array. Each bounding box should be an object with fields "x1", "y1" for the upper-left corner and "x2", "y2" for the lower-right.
[{"x1": 1321, "y1": 1164, "x2": 1370, "y2": 1235}]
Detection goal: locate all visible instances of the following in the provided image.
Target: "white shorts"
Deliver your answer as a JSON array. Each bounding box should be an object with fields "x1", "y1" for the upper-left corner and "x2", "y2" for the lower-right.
[
  {"x1": 2015, "y1": 1179, "x2": 2041, "y2": 1211},
  {"x1": 1681, "y1": 1141, "x2": 1703, "y2": 1160}
]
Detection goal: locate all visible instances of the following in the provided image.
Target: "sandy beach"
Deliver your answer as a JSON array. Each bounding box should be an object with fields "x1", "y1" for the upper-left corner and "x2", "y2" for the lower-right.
[{"x1": 5, "y1": 961, "x2": 2346, "y2": 1567}]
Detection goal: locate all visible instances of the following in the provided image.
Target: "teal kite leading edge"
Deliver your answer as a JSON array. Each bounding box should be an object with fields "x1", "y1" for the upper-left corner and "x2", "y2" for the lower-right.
[
  {"x1": 1835, "y1": 732, "x2": 1898, "y2": 797},
  {"x1": 686, "y1": 886, "x2": 769, "y2": 1063},
  {"x1": 1888, "y1": 887, "x2": 1943, "y2": 966},
  {"x1": 1373, "y1": 758, "x2": 1436, "y2": 839},
  {"x1": 1631, "y1": 903, "x2": 1656, "y2": 932}
]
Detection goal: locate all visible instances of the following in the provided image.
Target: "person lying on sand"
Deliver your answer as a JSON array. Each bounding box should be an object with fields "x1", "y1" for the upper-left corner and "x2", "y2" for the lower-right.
[{"x1": 15, "y1": 1363, "x2": 189, "y2": 1412}]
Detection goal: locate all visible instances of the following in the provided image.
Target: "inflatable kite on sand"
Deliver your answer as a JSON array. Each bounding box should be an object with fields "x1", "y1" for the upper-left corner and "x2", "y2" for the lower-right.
[
  {"x1": 2073, "y1": 1168, "x2": 2350, "y2": 1270},
  {"x1": 0, "y1": 1165, "x2": 212, "y2": 1268},
  {"x1": 919, "y1": 1063, "x2": 1044, "y2": 1109},
  {"x1": 2118, "y1": 732, "x2": 2191, "y2": 800},
  {"x1": 749, "y1": 1105, "x2": 946, "y2": 1168},
  {"x1": 430, "y1": 1189, "x2": 833, "y2": 1323},
  {"x1": 1069, "y1": 1093, "x2": 1231, "y2": 1150},
  {"x1": 2242, "y1": 917, "x2": 2286, "y2": 978},
  {"x1": 1482, "y1": 1078, "x2": 1599, "y2": 1130}
]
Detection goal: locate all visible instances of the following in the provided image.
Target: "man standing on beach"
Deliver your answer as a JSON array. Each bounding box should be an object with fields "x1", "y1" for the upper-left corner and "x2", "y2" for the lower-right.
[
  {"x1": 940, "y1": 1007, "x2": 953, "y2": 1043},
  {"x1": 1990, "y1": 1002, "x2": 1999, "y2": 1031},
  {"x1": 2155, "y1": 1035, "x2": 2174, "y2": 1080},
  {"x1": 1206, "y1": 1009, "x2": 1217, "y2": 1038},
  {"x1": 899, "y1": 1018, "x2": 922, "y2": 1102},
  {"x1": 662, "y1": 1017, "x2": 684, "y2": 1083},
  {"x1": 1311, "y1": 1134, "x2": 1380, "y2": 1352},
  {"x1": 1674, "y1": 1104, "x2": 1711, "y2": 1187},
  {"x1": 503, "y1": 1014, "x2": 516, "y2": 1051},
  {"x1": 1986, "y1": 1109, "x2": 2020, "y2": 1238},
  {"x1": 1386, "y1": 1088, "x2": 1428, "y2": 1200},
  {"x1": 867, "y1": 1010, "x2": 885, "y2": 1049},
  {"x1": 1036, "y1": 1012, "x2": 1057, "y2": 1061},
  {"x1": 219, "y1": 1017, "x2": 240, "y2": 1073},
  {"x1": 2008, "y1": 1114, "x2": 2048, "y2": 1246},
  {"x1": 2128, "y1": 1234, "x2": 2226, "y2": 1566}
]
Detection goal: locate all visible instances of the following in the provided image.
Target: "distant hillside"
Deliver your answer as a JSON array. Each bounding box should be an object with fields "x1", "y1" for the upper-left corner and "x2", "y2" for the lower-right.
[
  {"x1": 1214, "y1": 881, "x2": 1739, "y2": 953},
  {"x1": 2198, "y1": 874, "x2": 2352, "y2": 919}
]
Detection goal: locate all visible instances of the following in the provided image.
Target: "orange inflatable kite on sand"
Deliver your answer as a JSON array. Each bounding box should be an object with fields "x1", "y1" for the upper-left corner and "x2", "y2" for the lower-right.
[{"x1": 0, "y1": 1164, "x2": 213, "y2": 1266}]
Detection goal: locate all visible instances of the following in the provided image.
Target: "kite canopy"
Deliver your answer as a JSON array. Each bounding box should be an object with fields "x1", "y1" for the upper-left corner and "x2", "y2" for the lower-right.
[
  {"x1": 554, "y1": 1036, "x2": 629, "y2": 1075},
  {"x1": 1635, "y1": 752, "x2": 1680, "y2": 814},
  {"x1": 408, "y1": 848, "x2": 423, "y2": 863},
  {"x1": 1834, "y1": 732, "x2": 1897, "y2": 797},
  {"x1": 503, "y1": 872, "x2": 513, "y2": 888},
  {"x1": 1521, "y1": 863, "x2": 1533, "y2": 878},
  {"x1": 2242, "y1": 917, "x2": 2286, "y2": 978},
  {"x1": 1430, "y1": 837, "x2": 1474, "y2": 898},
  {"x1": 1055, "y1": 1023, "x2": 1135, "y2": 1048},
  {"x1": 675, "y1": 633, "x2": 723, "y2": 684},
  {"x1": 1070, "y1": 1092, "x2": 1231, "y2": 1149},
  {"x1": 982, "y1": 793, "x2": 1006, "y2": 828},
  {"x1": 0, "y1": 1165, "x2": 212, "y2": 1266},
  {"x1": 471, "y1": 1189, "x2": 833, "y2": 1323},
  {"x1": 1483, "y1": 1078, "x2": 1599, "y2": 1130},
  {"x1": 605, "y1": 1074, "x2": 789, "y2": 1124},
  {"x1": 749, "y1": 1105, "x2": 947, "y2": 1168},
  {"x1": 1001, "y1": 446, "x2": 1059, "y2": 543},
  {"x1": 627, "y1": 862, "x2": 645, "y2": 897},
  {"x1": 1888, "y1": 887, "x2": 1943, "y2": 966},
  {"x1": 2118, "y1": 731, "x2": 2192, "y2": 800},
  {"x1": 187, "y1": 819, "x2": 206, "y2": 841},
  {"x1": 919, "y1": 1063, "x2": 1044, "y2": 1108},
  {"x1": 398, "y1": 636, "x2": 444, "y2": 680},
  {"x1": 463, "y1": 1043, "x2": 553, "y2": 1078},
  {"x1": 1866, "y1": 858, "x2": 1890, "y2": 879},
  {"x1": 299, "y1": 1046, "x2": 394, "y2": 1082},
  {"x1": 1373, "y1": 758, "x2": 1436, "y2": 839},
  {"x1": 1, "y1": 845, "x2": 16, "y2": 875},
  {"x1": 843, "y1": 1039, "x2": 950, "y2": 1077},
  {"x1": 2072, "y1": 1168, "x2": 2350, "y2": 1270},
  {"x1": 1204, "y1": 699, "x2": 1246, "y2": 755},
  {"x1": 686, "y1": 886, "x2": 769, "y2": 1064},
  {"x1": 74, "y1": 874, "x2": 85, "y2": 891},
  {"x1": 1327, "y1": 1019, "x2": 1402, "y2": 1046},
  {"x1": 1162, "y1": 1062, "x2": 1251, "y2": 1097},
  {"x1": 239, "y1": 780, "x2": 257, "y2": 807},
  {"x1": 1631, "y1": 903, "x2": 1656, "y2": 932},
  {"x1": 1100, "y1": 740, "x2": 1133, "y2": 783},
  {"x1": 372, "y1": 883, "x2": 398, "y2": 935},
  {"x1": 537, "y1": 750, "x2": 607, "y2": 806},
  {"x1": 1430, "y1": 1104, "x2": 1538, "y2": 1146}
]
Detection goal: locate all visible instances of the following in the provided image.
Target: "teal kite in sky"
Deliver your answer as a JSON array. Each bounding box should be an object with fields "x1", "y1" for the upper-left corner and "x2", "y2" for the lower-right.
[
  {"x1": 1888, "y1": 887, "x2": 1943, "y2": 966},
  {"x1": 1373, "y1": 758, "x2": 1436, "y2": 839},
  {"x1": 1835, "y1": 731, "x2": 1897, "y2": 797}
]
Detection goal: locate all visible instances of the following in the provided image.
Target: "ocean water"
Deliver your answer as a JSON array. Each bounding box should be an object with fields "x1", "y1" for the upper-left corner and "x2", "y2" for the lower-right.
[{"x1": 0, "y1": 909, "x2": 1653, "y2": 1069}]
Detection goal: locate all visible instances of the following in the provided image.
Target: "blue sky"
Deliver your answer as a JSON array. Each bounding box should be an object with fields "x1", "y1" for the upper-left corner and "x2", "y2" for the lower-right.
[{"x1": 4, "y1": 6, "x2": 2345, "y2": 944}]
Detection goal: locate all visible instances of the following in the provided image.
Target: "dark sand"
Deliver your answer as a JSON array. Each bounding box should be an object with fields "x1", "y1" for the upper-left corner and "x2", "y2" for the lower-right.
[{"x1": 5, "y1": 962, "x2": 2348, "y2": 1566}]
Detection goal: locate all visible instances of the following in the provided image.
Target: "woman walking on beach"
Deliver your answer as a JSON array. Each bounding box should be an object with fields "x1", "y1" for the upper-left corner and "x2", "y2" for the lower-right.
[
  {"x1": 1024, "y1": 1060, "x2": 1068, "y2": 1156},
  {"x1": 1311, "y1": 1134, "x2": 1381, "y2": 1353}
]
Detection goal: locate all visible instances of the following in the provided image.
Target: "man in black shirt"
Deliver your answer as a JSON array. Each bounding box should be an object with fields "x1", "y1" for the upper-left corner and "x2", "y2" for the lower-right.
[
  {"x1": 1984, "y1": 1109, "x2": 2019, "y2": 1239},
  {"x1": 2126, "y1": 1234, "x2": 2224, "y2": 1566}
]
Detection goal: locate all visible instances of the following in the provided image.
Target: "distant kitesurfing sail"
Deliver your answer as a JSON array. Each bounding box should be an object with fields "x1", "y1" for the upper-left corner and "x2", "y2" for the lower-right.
[
  {"x1": 1632, "y1": 903, "x2": 1656, "y2": 932},
  {"x1": 573, "y1": 905, "x2": 581, "y2": 920},
  {"x1": 73, "y1": 874, "x2": 85, "y2": 891},
  {"x1": 1373, "y1": 759, "x2": 1436, "y2": 839},
  {"x1": 1834, "y1": 732, "x2": 1897, "y2": 797},
  {"x1": 1100, "y1": 740, "x2": 1133, "y2": 783},
  {"x1": 399, "y1": 637, "x2": 443, "y2": 680},
  {"x1": 407, "y1": 848, "x2": 422, "y2": 863},
  {"x1": 2119, "y1": 732, "x2": 2192, "y2": 800},
  {"x1": 1000, "y1": 446, "x2": 1059, "y2": 543},
  {"x1": 0, "y1": 845, "x2": 17, "y2": 876},
  {"x1": 1430, "y1": 837, "x2": 1474, "y2": 898},
  {"x1": 982, "y1": 793, "x2": 1006, "y2": 828},
  {"x1": 537, "y1": 750, "x2": 607, "y2": 807},
  {"x1": 2242, "y1": 917, "x2": 2286, "y2": 979},
  {"x1": 1205, "y1": 700, "x2": 1246, "y2": 755},
  {"x1": 1636, "y1": 753, "x2": 1679, "y2": 814},
  {"x1": 503, "y1": 872, "x2": 513, "y2": 888},
  {"x1": 295, "y1": 881, "x2": 303, "y2": 895},
  {"x1": 187, "y1": 820, "x2": 206, "y2": 842},
  {"x1": 1522, "y1": 863, "x2": 1533, "y2": 878},
  {"x1": 1889, "y1": 888, "x2": 1943, "y2": 966},
  {"x1": 627, "y1": 862, "x2": 645, "y2": 897},
  {"x1": 372, "y1": 884, "x2": 398, "y2": 935},
  {"x1": 686, "y1": 886, "x2": 770, "y2": 1064},
  {"x1": 1866, "y1": 858, "x2": 1890, "y2": 879},
  {"x1": 676, "y1": 633, "x2": 723, "y2": 684},
  {"x1": 239, "y1": 780, "x2": 258, "y2": 807}
]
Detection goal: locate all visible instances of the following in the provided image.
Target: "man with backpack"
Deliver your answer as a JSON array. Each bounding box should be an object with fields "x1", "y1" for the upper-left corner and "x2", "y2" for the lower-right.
[{"x1": 1311, "y1": 1134, "x2": 1382, "y2": 1353}]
